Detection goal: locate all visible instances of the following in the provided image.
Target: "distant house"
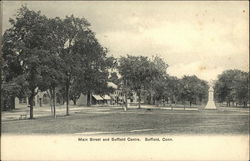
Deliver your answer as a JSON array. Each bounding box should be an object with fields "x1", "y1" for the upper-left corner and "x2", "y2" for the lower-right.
[
  {"x1": 107, "y1": 82, "x2": 123, "y2": 105},
  {"x1": 35, "y1": 89, "x2": 64, "y2": 106},
  {"x1": 107, "y1": 82, "x2": 118, "y2": 89},
  {"x1": 108, "y1": 82, "x2": 147, "y2": 105},
  {"x1": 77, "y1": 94, "x2": 88, "y2": 106},
  {"x1": 130, "y1": 91, "x2": 146, "y2": 104},
  {"x1": 76, "y1": 94, "x2": 113, "y2": 106},
  {"x1": 14, "y1": 88, "x2": 64, "y2": 109},
  {"x1": 76, "y1": 82, "x2": 118, "y2": 106},
  {"x1": 102, "y1": 95, "x2": 112, "y2": 104},
  {"x1": 92, "y1": 95, "x2": 105, "y2": 104}
]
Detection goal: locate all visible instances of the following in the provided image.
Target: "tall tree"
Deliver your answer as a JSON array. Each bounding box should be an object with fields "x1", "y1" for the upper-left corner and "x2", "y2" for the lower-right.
[
  {"x1": 149, "y1": 56, "x2": 169, "y2": 105},
  {"x1": 118, "y1": 55, "x2": 165, "y2": 108},
  {"x1": 75, "y1": 46, "x2": 115, "y2": 106},
  {"x1": 60, "y1": 15, "x2": 113, "y2": 111},
  {"x1": 60, "y1": 15, "x2": 91, "y2": 115},
  {"x1": 60, "y1": 15, "x2": 115, "y2": 107},
  {"x1": 214, "y1": 69, "x2": 248, "y2": 107},
  {"x1": 179, "y1": 75, "x2": 208, "y2": 108},
  {"x1": 38, "y1": 17, "x2": 67, "y2": 117},
  {"x1": 166, "y1": 76, "x2": 181, "y2": 106},
  {"x1": 2, "y1": 6, "x2": 52, "y2": 118},
  {"x1": 151, "y1": 76, "x2": 168, "y2": 105}
]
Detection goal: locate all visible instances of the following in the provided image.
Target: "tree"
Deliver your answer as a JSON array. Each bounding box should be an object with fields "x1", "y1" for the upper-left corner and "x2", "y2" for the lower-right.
[
  {"x1": 37, "y1": 17, "x2": 67, "y2": 118},
  {"x1": 1, "y1": 45, "x2": 24, "y2": 111},
  {"x1": 178, "y1": 75, "x2": 208, "y2": 108},
  {"x1": 234, "y1": 72, "x2": 249, "y2": 107},
  {"x1": 2, "y1": 6, "x2": 115, "y2": 117},
  {"x1": 60, "y1": 15, "x2": 114, "y2": 109},
  {"x1": 151, "y1": 76, "x2": 168, "y2": 106},
  {"x1": 166, "y1": 76, "x2": 181, "y2": 106},
  {"x1": 60, "y1": 15, "x2": 92, "y2": 115},
  {"x1": 76, "y1": 50, "x2": 115, "y2": 106},
  {"x1": 141, "y1": 56, "x2": 170, "y2": 106},
  {"x1": 2, "y1": 6, "x2": 52, "y2": 118},
  {"x1": 1, "y1": 75, "x2": 23, "y2": 111},
  {"x1": 149, "y1": 56, "x2": 169, "y2": 105},
  {"x1": 61, "y1": 15, "x2": 115, "y2": 107},
  {"x1": 151, "y1": 75, "x2": 182, "y2": 108},
  {"x1": 118, "y1": 55, "x2": 165, "y2": 108},
  {"x1": 68, "y1": 79, "x2": 81, "y2": 105},
  {"x1": 214, "y1": 69, "x2": 248, "y2": 107}
]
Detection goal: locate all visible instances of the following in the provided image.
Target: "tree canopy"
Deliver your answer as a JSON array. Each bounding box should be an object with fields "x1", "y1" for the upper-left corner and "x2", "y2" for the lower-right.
[
  {"x1": 118, "y1": 55, "x2": 168, "y2": 108},
  {"x1": 214, "y1": 69, "x2": 248, "y2": 107},
  {"x1": 2, "y1": 6, "x2": 114, "y2": 116},
  {"x1": 2, "y1": 6, "x2": 247, "y2": 116}
]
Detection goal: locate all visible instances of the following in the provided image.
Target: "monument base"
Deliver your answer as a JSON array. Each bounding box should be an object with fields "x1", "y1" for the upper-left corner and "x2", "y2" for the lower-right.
[{"x1": 204, "y1": 101, "x2": 217, "y2": 110}]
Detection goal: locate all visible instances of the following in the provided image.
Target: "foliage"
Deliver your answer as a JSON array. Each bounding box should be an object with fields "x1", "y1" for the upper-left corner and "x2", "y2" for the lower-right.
[
  {"x1": 214, "y1": 69, "x2": 248, "y2": 107},
  {"x1": 178, "y1": 75, "x2": 209, "y2": 107},
  {"x1": 2, "y1": 6, "x2": 114, "y2": 116},
  {"x1": 2, "y1": 6, "x2": 52, "y2": 118},
  {"x1": 118, "y1": 55, "x2": 167, "y2": 108}
]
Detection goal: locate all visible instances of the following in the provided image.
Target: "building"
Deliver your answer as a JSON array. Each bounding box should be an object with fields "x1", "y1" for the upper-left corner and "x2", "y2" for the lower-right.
[
  {"x1": 76, "y1": 82, "x2": 118, "y2": 106},
  {"x1": 14, "y1": 88, "x2": 64, "y2": 109}
]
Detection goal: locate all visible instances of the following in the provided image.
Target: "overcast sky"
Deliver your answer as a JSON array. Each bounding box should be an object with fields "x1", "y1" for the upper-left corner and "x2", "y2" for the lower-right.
[{"x1": 2, "y1": 1, "x2": 249, "y2": 81}]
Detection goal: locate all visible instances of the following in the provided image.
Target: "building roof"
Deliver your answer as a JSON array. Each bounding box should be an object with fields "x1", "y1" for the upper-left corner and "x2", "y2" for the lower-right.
[
  {"x1": 107, "y1": 82, "x2": 118, "y2": 89},
  {"x1": 92, "y1": 95, "x2": 104, "y2": 100},
  {"x1": 102, "y1": 95, "x2": 111, "y2": 100}
]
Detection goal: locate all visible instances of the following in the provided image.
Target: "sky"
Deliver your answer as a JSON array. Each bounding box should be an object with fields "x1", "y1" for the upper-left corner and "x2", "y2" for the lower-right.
[{"x1": 2, "y1": 1, "x2": 249, "y2": 81}]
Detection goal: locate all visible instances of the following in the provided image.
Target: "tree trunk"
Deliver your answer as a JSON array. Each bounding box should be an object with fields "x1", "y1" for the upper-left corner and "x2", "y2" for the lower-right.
[
  {"x1": 66, "y1": 79, "x2": 70, "y2": 116},
  {"x1": 138, "y1": 91, "x2": 141, "y2": 109},
  {"x1": 150, "y1": 92, "x2": 154, "y2": 105},
  {"x1": 73, "y1": 99, "x2": 76, "y2": 105},
  {"x1": 190, "y1": 101, "x2": 192, "y2": 107},
  {"x1": 28, "y1": 89, "x2": 35, "y2": 119},
  {"x1": 124, "y1": 91, "x2": 128, "y2": 111},
  {"x1": 11, "y1": 96, "x2": 15, "y2": 110},
  {"x1": 47, "y1": 90, "x2": 53, "y2": 115},
  {"x1": 53, "y1": 88, "x2": 56, "y2": 118},
  {"x1": 39, "y1": 98, "x2": 42, "y2": 107},
  {"x1": 87, "y1": 91, "x2": 91, "y2": 107},
  {"x1": 50, "y1": 98, "x2": 53, "y2": 115}
]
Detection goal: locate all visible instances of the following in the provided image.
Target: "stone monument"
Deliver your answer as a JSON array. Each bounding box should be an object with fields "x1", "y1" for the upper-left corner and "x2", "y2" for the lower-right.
[{"x1": 205, "y1": 85, "x2": 217, "y2": 110}]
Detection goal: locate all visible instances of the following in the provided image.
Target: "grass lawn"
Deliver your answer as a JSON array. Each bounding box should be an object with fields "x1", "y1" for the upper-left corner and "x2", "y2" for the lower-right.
[{"x1": 1, "y1": 107, "x2": 249, "y2": 135}]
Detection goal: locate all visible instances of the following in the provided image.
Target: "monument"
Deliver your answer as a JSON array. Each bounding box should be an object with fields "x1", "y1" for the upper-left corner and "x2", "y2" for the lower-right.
[{"x1": 205, "y1": 86, "x2": 217, "y2": 110}]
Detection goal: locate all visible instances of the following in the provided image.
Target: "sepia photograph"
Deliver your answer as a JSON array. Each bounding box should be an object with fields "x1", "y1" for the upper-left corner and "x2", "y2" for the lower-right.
[{"x1": 1, "y1": 1, "x2": 249, "y2": 160}]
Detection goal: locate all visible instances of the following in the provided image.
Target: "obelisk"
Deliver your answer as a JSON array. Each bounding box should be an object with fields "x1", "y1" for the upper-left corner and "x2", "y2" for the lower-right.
[{"x1": 205, "y1": 86, "x2": 217, "y2": 109}]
